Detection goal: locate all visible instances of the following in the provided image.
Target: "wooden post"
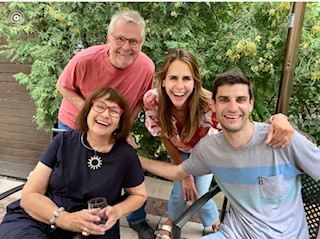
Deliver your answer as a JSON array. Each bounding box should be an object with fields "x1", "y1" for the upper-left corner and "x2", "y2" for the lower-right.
[{"x1": 276, "y1": 2, "x2": 306, "y2": 114}]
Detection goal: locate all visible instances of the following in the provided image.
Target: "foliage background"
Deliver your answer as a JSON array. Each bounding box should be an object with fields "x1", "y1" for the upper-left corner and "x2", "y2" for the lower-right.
[{"x1": 0, "y1": 2, "x2": 319, "y2": 161}]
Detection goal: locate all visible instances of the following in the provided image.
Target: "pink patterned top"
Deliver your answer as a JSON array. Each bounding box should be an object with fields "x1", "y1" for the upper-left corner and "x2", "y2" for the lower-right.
[{"x1": 143, "y1": 89, "x2": 220, "y2": 153}]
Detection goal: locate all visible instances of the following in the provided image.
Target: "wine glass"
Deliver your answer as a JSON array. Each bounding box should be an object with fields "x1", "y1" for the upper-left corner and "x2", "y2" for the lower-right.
[{"x1": 87, "y1": 197, "x2": 108, "y2": 226}]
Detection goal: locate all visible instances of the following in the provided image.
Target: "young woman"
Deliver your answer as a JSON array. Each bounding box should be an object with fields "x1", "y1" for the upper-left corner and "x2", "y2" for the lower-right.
[
  {"x1": 143, "y1": 48, "x2": 294, "y2": 239},
  {"x1": 0, "y1": 87, "x2": 147, "y2": 239}
]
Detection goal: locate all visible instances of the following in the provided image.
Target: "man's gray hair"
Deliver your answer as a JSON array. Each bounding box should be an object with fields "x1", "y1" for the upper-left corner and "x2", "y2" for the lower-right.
[{"x1": 108, "y1": 10, "x2": 146, "y2": 41}]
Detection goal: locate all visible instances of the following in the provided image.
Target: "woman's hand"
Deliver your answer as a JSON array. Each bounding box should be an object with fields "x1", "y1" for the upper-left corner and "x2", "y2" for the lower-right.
[
  {"x1": 182, "y1": 175, "x2": 199, "y2": 203},
  {"x1": 266, "y1": 113, "x2": 294, "y2": 147},
  {"x1": 100, "y1": 205, "x2": 120, "y2": 230},
  {"x1": 56, "y1": 209, "x2": 107, "y2": 236}
]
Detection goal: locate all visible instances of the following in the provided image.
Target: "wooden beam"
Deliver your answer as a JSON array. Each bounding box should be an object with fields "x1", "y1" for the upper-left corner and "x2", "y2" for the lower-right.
[{"x1": 276, "y1": 2, "x2": 306, "y2": 114}]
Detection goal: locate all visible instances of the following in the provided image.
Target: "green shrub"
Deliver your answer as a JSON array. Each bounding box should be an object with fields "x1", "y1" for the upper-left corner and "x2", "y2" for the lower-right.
[{"x1": 0, "y1": 2, "x2": 319, "y2": 162}]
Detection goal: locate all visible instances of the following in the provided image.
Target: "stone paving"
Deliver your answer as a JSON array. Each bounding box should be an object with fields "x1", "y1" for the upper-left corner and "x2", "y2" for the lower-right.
[{"x1": 0, "y1": 175, "x2": 225, "y2": 239}]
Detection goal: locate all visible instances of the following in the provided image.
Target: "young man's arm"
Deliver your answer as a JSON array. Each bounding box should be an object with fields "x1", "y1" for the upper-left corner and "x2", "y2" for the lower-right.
[
  {"x1": 139, "y1": 156, "x2": 189, "y2": 181},
  {"x1": 139, "y1": 155, "x2": 201, "y2": 201}
]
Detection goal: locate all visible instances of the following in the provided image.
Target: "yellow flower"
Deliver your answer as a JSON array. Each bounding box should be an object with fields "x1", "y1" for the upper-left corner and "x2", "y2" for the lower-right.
[
  {"x1": 55, "y1": 13, "x2": 64, "y2": 22},
  {"x1": 311, "y1": 25, "x2": 320, "y2": 36},
  {"x1": 175, "y1": 2, "x2": 182, "y2": 8},
  {"x1": 73, "y1": 29, "x2": 80, "y2": 35},
  {"x1": 263, "y1": 53, "x2": 273, "y2": 60},
  {"x1": 269, "y1": 9, "x2": 276, "y2": 16},
  {"x1": 250, "y1": 65, "x2": 259, "y2": 73},
  {"x1": 47, "y1": 6, "x2": 54, "y2": 15},
  {"x1": 170, "y1": 11, "x2": 178, "y2": 18},
  {"x1": 271, "y1": 20, "x2": 276, "y2": 28},
  {"x1": 263, "y1": 65, "x2": 270, "y2": 72},
  {"x1": 216, "y1": 55, "x2": 222, "y2": 60},
  {"x1": 226, "y1": 49, "x2": 232, "y2": 57},
  {"x1": 234, "y1": 54, "x2": 241, "y2": 61},
  {"x1": 236, "y1": 43, "x2": 245, "y2": 53},
  {"x1": 279, "y1": 2, "x2": 290, "y2": 11},
  {"x1": 311, "y1": 72, "x2": 320, "y2": 81},
  {"x1": 255, "y1": 35, "x2": 261, "y2": 42},
  {"x1": 269, "y1": 64, "x2": 274, "y2": 74},
  {"x1": 246, "y1": 41, "x2": 257, "y2": 56},
  {"x1": 59, "y1": 22, "x2": 67, "y2": 28},
  {"x1": 24, "y1": 26, "x2": 30, "y2": 34},
  {"x1": 266, "y1": 43, "x2": 273, "y2": 49},
  {"x1": 258, "y1": 57, "x2": 264, "y2": 63},
  {"x1": 119, "y1": 7, "x2": 130, "y2": 12}
]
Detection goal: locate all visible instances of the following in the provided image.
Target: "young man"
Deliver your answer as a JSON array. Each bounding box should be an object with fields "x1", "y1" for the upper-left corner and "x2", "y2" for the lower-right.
[
  {"x1": 56, "y1": 10, "x2": 155, "y2": 239},
  {"x1": 140, "y1": 69, "x2": 320, "y2": 239}
]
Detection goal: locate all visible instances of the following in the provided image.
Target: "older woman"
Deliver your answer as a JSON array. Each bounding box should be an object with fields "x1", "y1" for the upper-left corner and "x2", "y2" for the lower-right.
[{"x1": 0, "y1": 87, "x2": 147, "y2": 239}]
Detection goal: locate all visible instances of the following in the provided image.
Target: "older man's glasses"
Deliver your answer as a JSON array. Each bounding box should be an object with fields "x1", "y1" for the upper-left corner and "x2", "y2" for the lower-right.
[
  {"x1": 91, "y1": 100, "x2": 124, "y2": 118},
  {"x1": 111, "y1": 34, "x2": 142, "y2": 48}
]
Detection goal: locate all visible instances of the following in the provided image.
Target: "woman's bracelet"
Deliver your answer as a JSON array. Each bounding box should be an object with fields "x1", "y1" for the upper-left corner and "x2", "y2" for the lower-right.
[{"x1": 49, "y1": 207, "x2": 65, "y2": 229}]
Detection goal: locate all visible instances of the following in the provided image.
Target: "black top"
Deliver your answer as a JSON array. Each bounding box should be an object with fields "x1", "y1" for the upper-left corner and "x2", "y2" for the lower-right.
[{"x1": 42, "y1": 130, "x2": 144, "y2": 213}]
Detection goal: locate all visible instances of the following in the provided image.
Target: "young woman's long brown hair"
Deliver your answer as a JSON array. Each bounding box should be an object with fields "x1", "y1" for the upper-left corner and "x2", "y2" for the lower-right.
[{"x1": 157, "y1": 48, "x2": 212, "y2": 141}]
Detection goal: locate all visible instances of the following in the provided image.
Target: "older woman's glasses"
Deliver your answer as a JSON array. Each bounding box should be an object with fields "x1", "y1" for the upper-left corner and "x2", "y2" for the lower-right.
[
  {"x1": 91, "y1": 100, "x2": 124, "y2": 118},
  {"x1": 110, "y1": 34, "x2": 142, "y2": 48}
]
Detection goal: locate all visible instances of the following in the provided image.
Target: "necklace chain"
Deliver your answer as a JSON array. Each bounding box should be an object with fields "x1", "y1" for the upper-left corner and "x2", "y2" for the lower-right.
[
  {"x1": 81, "y1": 133, "x2": 95, "y2": 152},
  {"x1": 81, "y1": 133, "x2": 102, "y2": 170}
]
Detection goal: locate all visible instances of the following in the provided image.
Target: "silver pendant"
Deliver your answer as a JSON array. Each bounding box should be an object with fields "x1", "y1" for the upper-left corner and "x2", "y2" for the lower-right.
[{"x1": 87, "y1": 155, "x2": 102, "y2": 170}]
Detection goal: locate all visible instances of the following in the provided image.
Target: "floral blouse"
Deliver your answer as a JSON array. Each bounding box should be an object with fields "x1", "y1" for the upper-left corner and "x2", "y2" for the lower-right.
[{"x1": 143, "y1": 89, "x2": 220, "y2": 153}]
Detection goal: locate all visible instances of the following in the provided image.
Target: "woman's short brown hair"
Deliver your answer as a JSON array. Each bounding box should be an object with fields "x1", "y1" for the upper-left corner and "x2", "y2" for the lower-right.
[{"x1": 76, "y1": 87, "x2": 131, "y2": 142}]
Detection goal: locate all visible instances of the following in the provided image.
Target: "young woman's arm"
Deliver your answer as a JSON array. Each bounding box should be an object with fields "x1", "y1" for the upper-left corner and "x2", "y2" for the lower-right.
[{"x1": 266, "y1": 113, "x2": 295, "y2": 147}]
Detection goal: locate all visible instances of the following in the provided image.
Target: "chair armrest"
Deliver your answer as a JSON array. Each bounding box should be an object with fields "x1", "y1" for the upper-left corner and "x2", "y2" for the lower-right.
[
  {"x1": 51, "y1": 128, "x2": 67, "y2": 134},
  {"x1": 171, "y1": 185, "x2": 221, "y2": 239},
  {"x1": 51, "y1": 128, "x2": 67, "y2": 140},
  {"x1": 0, "y1": 183, "x2": 25, "y2": 200}
]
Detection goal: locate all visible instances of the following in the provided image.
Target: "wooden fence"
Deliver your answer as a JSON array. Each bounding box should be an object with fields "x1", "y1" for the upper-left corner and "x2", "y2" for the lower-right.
[{"x1": 0, "y1": 39, "x2": 51, "y2": 179}]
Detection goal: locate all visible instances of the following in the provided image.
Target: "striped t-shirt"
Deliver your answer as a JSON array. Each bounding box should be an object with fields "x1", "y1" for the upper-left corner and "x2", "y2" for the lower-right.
[{"x1": 183, "y1": 122, "x2": 320, "y2": 239}]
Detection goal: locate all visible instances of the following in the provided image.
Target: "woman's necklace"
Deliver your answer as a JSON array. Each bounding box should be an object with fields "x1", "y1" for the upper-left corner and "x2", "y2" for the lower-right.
[{"x1": 81, "y1": 133, "x2": 103, "y2": 170}]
